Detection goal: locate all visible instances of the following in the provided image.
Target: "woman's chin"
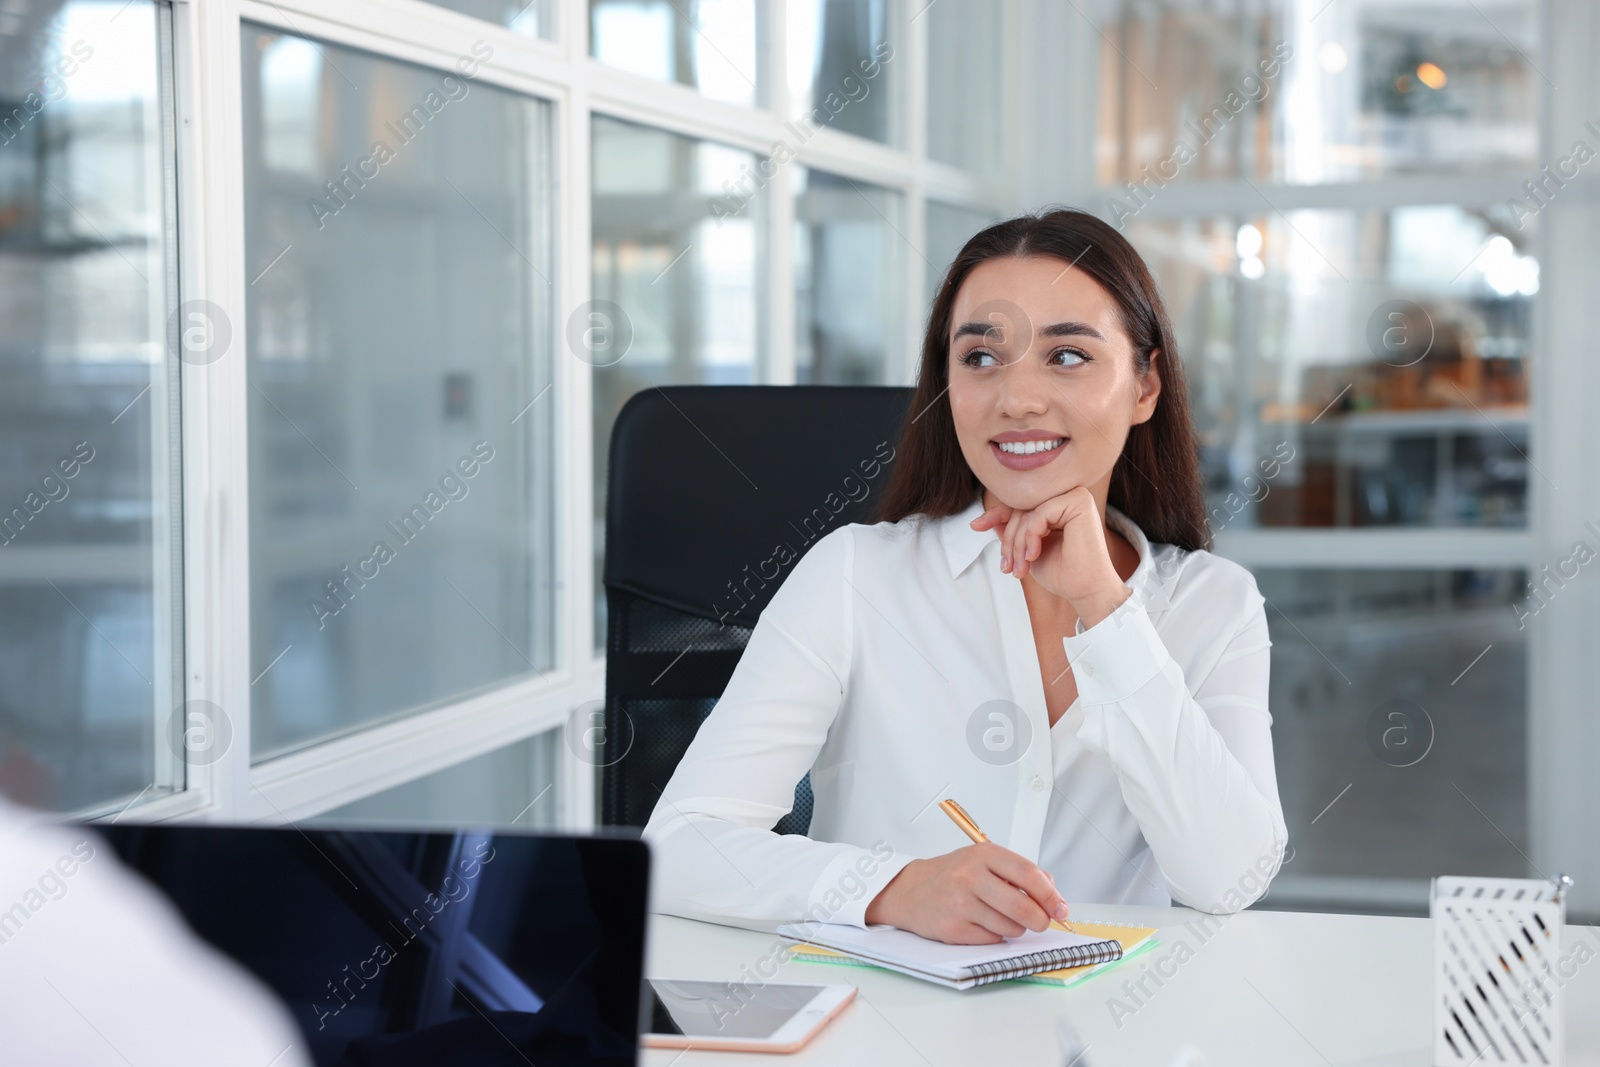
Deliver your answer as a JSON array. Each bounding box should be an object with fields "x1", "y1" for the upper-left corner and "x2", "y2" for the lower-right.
[{"x1": 981, "y1": 474, "x2": 1078, "y2": 512}]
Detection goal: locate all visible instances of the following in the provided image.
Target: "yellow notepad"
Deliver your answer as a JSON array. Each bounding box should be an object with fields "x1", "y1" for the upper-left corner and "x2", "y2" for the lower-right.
[
  {"x1": 786, "y1": 919, "x2": 1158, "y2": 990},
  {"x1": 1018, "y1": 919, "x2": 1159, "y2": 986}
]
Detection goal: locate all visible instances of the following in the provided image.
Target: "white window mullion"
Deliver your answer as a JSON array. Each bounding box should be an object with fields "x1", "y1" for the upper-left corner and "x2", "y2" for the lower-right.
[
  {"x1": 166, "y1": 0, "x2": 254, "y2": 823},
  {"x1": 243, "y1": 0, "x2": 568, "y2": 69},
  {"x1": 903, "y1": 0, "x2": 929, "y2": 385},
  {"x1": 1017, "y1": 0, "x2": 1091, "y2": 212},
  {"x1": 1000, "y1": 0, "x2": 1023, "y2": 213},
  {"x1": 763, "y1": 0, "x2": 785, "y2": 120},
  {"x1": 237, "y1": 0, "x2": 575, "y2": 101},
  {"x1": 563, "y1": 13, "x2": 601, "y2": 830},
  {"x1": 148, "y1": 0, "x2": 185, "y2": 806},
  {"x1": 765, "y1": 163, "x2": 797, "y2": 385},
  {"x1": 764, "y1": 0, "x2": 796, "y2": 385},
  {"x1": 1530, "y1": 0, "x2": 1600, "y2": 917},
  {"x1": 562, "y1": 0, "x2": 586, "y2": 59}
]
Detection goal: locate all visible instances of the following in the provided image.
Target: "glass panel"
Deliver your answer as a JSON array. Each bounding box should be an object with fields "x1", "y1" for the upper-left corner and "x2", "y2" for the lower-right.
[
  {"x1": 589, "y1": 0, "x2": 758, "y2": 106},
  {"x1": 786, "y1": 0, "x2": 893, "y2": 144},
  {"x1": 925, "y1": 0, "x2": 1004, "y2": 176},
  {"x1": 0, "y1": 0, "x2": 182, "y2": 813},
  {"x1": 242, "y1": 25, "x2": 556, "y2": 758},
  {"x1": 1128, "y1": 208, "x2": 1533, "y2": 528},
  {"x1": 421, "y1": 0, "x2": 552, "y2": 38},
  {"x1": 1095, "y1": 0, "x2": 1538, "y2": 185},
  {"x1": 1259, "y1": 568, "x2": 1527, "y2": 886},
  {"x1": 311, "y1": 731, "x2": 559, "y2": 829},
  {"x1": 924, "y1": 200, "x2": 996, "y2": 309},
  {"x1": 591, "y1": 116, "x2": 763, "y2": 648},
  {"x1": 793, "y1": 167, "x2": 904, "y2": 385}
]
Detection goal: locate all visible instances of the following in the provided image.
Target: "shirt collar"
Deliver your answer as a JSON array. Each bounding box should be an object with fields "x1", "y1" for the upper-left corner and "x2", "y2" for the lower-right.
[
  {"x1": 938, "y1": 494, "x2": 1173, "y2": 614},
  {"x1": 940, "y1": 494, "x2": 994, "y2": 579}
]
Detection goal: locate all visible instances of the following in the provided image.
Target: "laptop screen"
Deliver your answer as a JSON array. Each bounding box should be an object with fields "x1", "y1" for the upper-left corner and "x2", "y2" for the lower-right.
[{"x1": 97, "y1": 825, "x2": 649, "y2": 1067}]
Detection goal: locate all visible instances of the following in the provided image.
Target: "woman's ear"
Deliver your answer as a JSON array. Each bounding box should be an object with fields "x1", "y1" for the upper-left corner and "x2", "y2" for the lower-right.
[{"x1": 1131, "y1": 349, "x2": 1163, "y2": 426}]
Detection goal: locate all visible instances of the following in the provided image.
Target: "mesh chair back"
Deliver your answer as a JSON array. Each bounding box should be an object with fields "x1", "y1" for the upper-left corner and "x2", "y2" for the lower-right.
[{"x1": 602, "y1": 385, "x2": 912, "y2": 835}]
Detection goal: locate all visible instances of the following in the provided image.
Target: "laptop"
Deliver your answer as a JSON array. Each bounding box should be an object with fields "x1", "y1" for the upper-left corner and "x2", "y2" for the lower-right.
[{"x1": 96, "y1": 825, "x2": 650, "y2": 1067}]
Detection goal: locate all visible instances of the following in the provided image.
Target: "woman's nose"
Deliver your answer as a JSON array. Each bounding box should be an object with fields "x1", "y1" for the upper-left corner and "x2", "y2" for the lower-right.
[{"x1": 995, "y1": 351, "x2": 1050, "y2": 417}]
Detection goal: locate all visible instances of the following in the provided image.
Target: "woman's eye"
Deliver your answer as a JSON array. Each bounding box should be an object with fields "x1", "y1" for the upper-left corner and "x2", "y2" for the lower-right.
[
  {"x1": 961, "y1": 348, "x2": 1000, "y2": 367},
  {"x1": 1050, "y1": 347, "x2": 1090, "y2": 367}
]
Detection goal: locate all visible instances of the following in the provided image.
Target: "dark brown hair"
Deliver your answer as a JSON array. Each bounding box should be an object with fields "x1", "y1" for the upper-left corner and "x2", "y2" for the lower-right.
[{"x1": 874, "y1": 207, "x2": 1210, "y2": 552}]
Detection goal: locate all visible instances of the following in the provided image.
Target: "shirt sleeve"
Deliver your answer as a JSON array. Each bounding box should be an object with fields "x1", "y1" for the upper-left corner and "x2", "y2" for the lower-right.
[
  {"x1": 642, "y1": 526, "x2": 916, "y2": 932},
  {"x1": 1063, "y1": 567, "x2": 1288, "y2": 914}
]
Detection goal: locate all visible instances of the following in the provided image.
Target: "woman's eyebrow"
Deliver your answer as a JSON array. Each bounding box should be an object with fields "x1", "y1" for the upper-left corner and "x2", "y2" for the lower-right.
[
  {"x1": 950, "y1": 319, "x2": 1106, "y2": 342},
  {"x1": 952, "y1": 320, "x2": 1009, "y2": 340},
  {"x1": 1040, "y1": 321, "x2": 1106, "y2": 341}
]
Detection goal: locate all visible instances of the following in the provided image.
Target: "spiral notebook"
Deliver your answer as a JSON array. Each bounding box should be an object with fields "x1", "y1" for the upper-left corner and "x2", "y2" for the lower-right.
[{"x1": 777, "y1": 919, "x2": 1136, "y2": 990}]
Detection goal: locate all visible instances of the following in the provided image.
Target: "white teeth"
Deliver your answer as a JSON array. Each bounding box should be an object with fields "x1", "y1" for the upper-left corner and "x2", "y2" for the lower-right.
[{"x1": 997, "y1": 438, "x2": 1065, "y2": 455}]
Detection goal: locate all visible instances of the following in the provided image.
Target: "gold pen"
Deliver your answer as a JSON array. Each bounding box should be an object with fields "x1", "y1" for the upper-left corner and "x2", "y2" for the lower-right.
[{"x1": 938, "y1": 798, "x2": 1075, "y2": 932}]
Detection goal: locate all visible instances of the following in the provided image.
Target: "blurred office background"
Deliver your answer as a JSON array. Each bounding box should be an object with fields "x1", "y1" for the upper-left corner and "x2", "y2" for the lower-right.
[{"x1": 2, "y1": 0, "x2": 1596, "y2": 918}]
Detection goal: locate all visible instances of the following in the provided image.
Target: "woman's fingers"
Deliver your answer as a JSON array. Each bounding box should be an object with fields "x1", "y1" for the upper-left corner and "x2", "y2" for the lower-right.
[
  {"x1": 876, "y1": 850, "x2": 1074, "y2": 946},
  {"x1": 968, "y1": 503, "x2": 1012, "y2": 532},
  {"x1": 980, "y1": 489, "x2": 1094, "y2": 579},
  {"x1": 962, "y1": 895, "x2": 1028, "y2": 941},
  {"x1": 973, "y1": 874, "x2": 1052, "y2": 934},
  {"x1": 946, "y1": 920, "x2": 1007, "y2": 946},
  {"x1": 1013, "y1": 509, "x2": 1051, "y2": 580},
  {"x1": 1031, "y1": 496, "x2": 1082, "y2": 575},
  {"x1": 883, "y1": 846, "x2": 1071, "y2": 945},
  {"x1": 1000, "y1": 512, "x2": 1017, "y2": 573},
  {"x1": 1006, "y1": 494, "x2": 1085, "y2": 581},
  {"x1": 1010, "y1": 511, "x2": 1034, "y2": 574},
  {"x1": 985, "y1": 847, "x2": 1070, "y2": 922},
  {"x1": 1017, "y1": 513, "x2": 1049, "y2": 579}
]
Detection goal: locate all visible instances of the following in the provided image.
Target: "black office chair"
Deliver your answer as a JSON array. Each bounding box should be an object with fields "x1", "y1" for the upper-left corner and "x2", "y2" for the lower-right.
[{"x1": 602, "y1": 385, "x2": 912, "y2": 836}]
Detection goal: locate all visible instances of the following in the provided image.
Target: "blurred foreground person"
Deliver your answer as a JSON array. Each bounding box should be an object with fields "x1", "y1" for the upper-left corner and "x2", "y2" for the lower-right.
[{"x1": 0, "y1": 797, "x2": 312, "y2": 1066}]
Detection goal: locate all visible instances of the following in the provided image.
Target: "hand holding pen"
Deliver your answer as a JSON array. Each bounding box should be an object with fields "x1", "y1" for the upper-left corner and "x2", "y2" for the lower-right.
[
  {"x1": 940, "y1": 799, "x2": 1076, "y2": 933},
  {"x1": 862, "y1": 797, "x2": 1073, "y2": 945}
]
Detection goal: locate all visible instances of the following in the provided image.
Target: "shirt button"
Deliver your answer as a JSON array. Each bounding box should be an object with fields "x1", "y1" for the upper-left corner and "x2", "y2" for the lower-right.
[
  {"x1": 1082, "y1": 663, "x2": 1095, "y2": 678},
  {"x1": 1031, "y1": 776, "x2": 1045, "y2": 792}
]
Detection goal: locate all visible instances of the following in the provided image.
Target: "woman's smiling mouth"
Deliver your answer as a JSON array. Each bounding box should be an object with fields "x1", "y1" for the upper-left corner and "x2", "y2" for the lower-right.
[{"x1": 990, "y1": 432, "x2": 1069, "y2": 470}]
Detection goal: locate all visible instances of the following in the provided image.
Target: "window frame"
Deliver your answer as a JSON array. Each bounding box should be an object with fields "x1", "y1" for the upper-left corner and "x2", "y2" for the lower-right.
[{"x1": 106, "y1": 0, "x2": 1017, "y2": 827}]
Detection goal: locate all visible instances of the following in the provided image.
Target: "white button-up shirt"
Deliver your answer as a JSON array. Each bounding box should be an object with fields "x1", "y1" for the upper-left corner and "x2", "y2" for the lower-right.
[{"x1": 643, "y1": 496, "x2": 1289, "y2": 931}]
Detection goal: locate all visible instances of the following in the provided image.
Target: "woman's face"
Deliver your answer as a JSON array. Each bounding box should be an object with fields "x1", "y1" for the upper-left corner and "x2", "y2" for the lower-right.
[{"x1": 947, "y1": 254, "x2": 1161, "y2": 512}]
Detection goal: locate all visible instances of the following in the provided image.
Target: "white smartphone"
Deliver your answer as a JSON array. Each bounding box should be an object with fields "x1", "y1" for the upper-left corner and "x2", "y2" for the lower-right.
[{"x1": 642, "y1": 978, "x2": 856, "y2": 1053}]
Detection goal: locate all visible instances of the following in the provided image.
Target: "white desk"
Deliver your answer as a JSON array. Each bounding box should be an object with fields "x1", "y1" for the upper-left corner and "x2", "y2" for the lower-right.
[{"x1": 643, "y1": 905, "x2": 1600, "y2": 1066}]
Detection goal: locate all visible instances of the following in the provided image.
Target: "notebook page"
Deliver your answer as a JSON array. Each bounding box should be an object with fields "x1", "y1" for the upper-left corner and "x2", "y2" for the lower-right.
[{"x1": 777, "y1": 921, "x2": 1120, "y2": 981}]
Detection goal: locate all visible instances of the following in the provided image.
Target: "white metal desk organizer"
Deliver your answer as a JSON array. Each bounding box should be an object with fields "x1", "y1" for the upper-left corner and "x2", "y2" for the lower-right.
[{"x1": 1432, "y1": 873, "x2": 1572, "y2": 1066}]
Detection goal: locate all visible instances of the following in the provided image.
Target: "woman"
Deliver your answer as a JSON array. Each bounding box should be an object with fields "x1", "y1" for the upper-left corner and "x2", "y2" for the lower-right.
[{"x1": 642, "y1": 209, "x2": 1288, "y2": 945}]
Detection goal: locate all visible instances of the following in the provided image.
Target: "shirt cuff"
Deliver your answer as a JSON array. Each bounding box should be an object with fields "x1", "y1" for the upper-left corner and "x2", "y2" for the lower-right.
[
  {"x1": 804, "y1": 845, "x2": 916, "y2": 929},
  {"x1": 1062, "y1": 593, "x2": 1168, "y2": 704}
]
